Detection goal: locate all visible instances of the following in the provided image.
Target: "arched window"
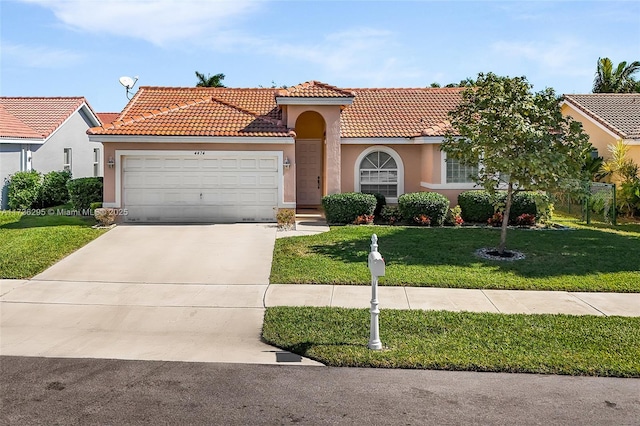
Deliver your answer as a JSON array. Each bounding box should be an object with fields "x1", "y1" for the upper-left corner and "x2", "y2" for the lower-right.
[{"x1": 359, "y1": 150, "x2": 399, "y2": 198}]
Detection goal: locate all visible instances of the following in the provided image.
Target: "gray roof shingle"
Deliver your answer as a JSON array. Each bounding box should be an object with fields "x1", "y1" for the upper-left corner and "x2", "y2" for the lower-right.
[{"x1": 563, "y1": 94, "x2": 640, "y2": 139}]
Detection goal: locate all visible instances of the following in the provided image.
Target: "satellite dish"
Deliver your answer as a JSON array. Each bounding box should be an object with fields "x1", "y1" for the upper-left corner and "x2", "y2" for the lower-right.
[
  {"x1": 119, "y1": 76, "x2": 134, "y2": 89},
  {"x1": 118, "y1": 75, "x2": 139, "y2": 99}
]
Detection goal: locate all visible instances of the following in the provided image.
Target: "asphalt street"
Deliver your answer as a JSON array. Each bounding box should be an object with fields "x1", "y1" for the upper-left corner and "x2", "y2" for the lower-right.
[{"x1": 2, "y1": 356, "x2": 639, "y2": 425}]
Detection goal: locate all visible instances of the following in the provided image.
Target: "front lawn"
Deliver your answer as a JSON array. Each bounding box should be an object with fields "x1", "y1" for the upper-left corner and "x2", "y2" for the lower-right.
[
  {"x1": 0, "y1": 211, "x2": 107, "y2": 279},
  {"x1": 271, "y1": 223, "x2": 640, "y2": 292},
  {"x1": 263, "y1": 306, "x2": 640, "y2": 377}
]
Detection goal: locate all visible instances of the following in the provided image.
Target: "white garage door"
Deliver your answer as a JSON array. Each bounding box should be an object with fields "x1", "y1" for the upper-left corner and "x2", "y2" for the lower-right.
[{"x1": 123, "y1": 153, "x2": 279, "y2": 223}]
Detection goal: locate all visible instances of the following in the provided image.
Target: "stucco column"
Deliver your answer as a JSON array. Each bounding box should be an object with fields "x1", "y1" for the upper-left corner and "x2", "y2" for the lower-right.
[{"x1": 325, "y1": 111, "x2": 341, "y2": 195}]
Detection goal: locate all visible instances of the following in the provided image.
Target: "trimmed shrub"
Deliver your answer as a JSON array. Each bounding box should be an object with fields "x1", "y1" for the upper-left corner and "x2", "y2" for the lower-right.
[
  {"x1": 66, "y1": 177, "x2": 103, "y2": 210},
  {"x1": 458, "y1": 190, "x2": 497, "y2": 223},
  {"x1": 459, "y1": 190, "x2": 546, "y2": 223},
  {"x1": 510, "y1": 192, "x2": 539, "y2": 220},
  {"x1": 398, "y1": 192, "x2": 450, "y2": 226},
  {"x1": 7, "y1": 170, "x2": 42, "y2": 210},
  {"x1": 322, "y1": 192, "x2": 376, "y2": 224},
  {"x1": 39, "y1": 170, "x2": 72, "y2": 208},
  {"x1": 90, "y1": 202, "x2": 103, "y2": 211},
  {"x1": 370, "y1": 192, "x2": 386, "y2": 217},
  {"x1": 380, "y1": 205, "x2": 402, "y2": 224}
]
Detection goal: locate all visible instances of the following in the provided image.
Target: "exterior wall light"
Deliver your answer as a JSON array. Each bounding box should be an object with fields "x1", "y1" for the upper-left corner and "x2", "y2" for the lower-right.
[
  {"x1": 283, "y1": 157, "x2": 291, "y2": 170},
  {"x1": 107, "y1": 157, "x2": 115, "y2": 168}
]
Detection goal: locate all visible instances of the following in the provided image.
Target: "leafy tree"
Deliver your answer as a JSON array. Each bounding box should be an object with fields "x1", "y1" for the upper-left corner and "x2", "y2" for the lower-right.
[
  {"x1": 195, "y1": 71, "x2": 226, "y2": 87},
  {"x1": 429, "y1": 78, "x2": 476, "y2": 89},
  {"x1": 442, "y1": 72, "x2": 591, "y2": 254},
  {"x1": 582, "y1": 153, "x2": 608, "y2": 182},
  {"x1": 592, "y1": 57, "x2": 640, "y2": 93},
  {"x1": 445, "y1": 77, "x2": 476, "y2": 88}
]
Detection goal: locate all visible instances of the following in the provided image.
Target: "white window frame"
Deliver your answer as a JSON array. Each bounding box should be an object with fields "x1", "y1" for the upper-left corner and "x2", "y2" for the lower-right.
[
  {"x1": 422, "y1": 151, "x2": 509, "y2": 190},
  {"x1": 63, "y1": 148, "x2": 72, "y2": 172},
  {"x1": 20, "y1": 145, "x2": 32, "y2": 171},
  {"x1": 444, "y1": 154, "x2": 479, "y2": 184},
  {"x1": 422, "y1": 151, "x2": 479, "y2": 190},
  {"x1": 93, "y1": 148, "x2": 101, "y2": 177},
  {"x1": 354, "y1": 146, "x2": 404, "y2": 203}
]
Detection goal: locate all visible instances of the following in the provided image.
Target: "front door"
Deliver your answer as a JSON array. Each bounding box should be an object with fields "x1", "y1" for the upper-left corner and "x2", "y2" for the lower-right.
[{"x1": 296, "y1": 139, "x2": 322, "y2": 206}]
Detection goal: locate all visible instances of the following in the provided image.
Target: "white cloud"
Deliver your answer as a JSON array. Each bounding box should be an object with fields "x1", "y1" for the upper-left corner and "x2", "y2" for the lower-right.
[
  {"x1": 1, "y1": 41, "x2": 83, "y2": 68},
  {"x1": 491, "y1": 38, "x2": 593, "y2": 78},
  {"x1": 265, "y1": 27, "x2": 424, "y2": 86},
  {"x1": 20, "y1": 0, "x2": 261, "y2": 46}
]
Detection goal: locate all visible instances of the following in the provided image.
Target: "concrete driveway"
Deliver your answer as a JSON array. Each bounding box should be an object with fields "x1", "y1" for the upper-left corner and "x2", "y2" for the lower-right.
[{"x1": 0, "y1": 224, "x2": 321, "y2": 365}]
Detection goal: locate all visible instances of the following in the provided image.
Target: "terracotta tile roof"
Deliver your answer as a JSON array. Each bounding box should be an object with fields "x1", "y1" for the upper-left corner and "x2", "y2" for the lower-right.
[
  {"x1": 0, "y1": 105, "x2": 42, "y2": 139},
  {"x1": 276, "y1": 81, "x2": 355, "y2": 98},
  {"x1": 88, "y1": 84, "x2": 464, "y2": 138},
  {"x1": 341, "y1": 88, "x2": 463, "y2": 137},
  {"x1": 0, "y1": 97, "x2": 93, "y2": 138},
  {"x1": 89, "y1": 91, "x2": 293, "y2": 137},
  {"x1": 563, "y1": 94, "x2": 640, "y2": 139},
  {"x1": 96, "y1": 112, "x2": 121, "y2": 125}
]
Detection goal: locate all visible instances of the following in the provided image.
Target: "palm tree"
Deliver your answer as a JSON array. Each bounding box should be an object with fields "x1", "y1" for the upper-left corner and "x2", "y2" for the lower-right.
[
  {"x1": 593, "y1": 58, "x2": 640, "y2": 93},
  {"x1": 195, "y1": 71, "x2": 226, "y2": 87}
]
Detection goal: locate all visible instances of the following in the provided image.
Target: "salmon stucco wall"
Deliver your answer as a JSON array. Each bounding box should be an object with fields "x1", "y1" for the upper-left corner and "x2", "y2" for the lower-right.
[
  {"x1": 101, "y1": 142, "x2": 295, "y2": 205},
  {"x1": 341, "y1": 144, "x2": 425, "y2": 196},
  {"x1": 420, "y1": 144, "x2": 443, "y2": 184},
  {"x1": 286, "y1": 105, "x2": 341, "y2": 195}
]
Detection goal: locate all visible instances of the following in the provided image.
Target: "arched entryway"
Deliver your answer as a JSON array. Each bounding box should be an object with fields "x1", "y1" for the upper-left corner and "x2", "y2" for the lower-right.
[{"x1": 295, "y1": 111, "x2": 325, "y2": 206}]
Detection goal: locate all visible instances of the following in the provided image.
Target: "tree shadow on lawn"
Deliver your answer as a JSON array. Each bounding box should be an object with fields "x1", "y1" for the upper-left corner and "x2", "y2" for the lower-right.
[{"x1": 309, "y1": 226, "x2": 640, "y2": 279}]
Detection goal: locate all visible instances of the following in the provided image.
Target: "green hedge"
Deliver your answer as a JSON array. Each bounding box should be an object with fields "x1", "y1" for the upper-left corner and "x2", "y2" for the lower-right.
[
  {"x1": 39, "y1": 170, "x2": 72, "y2": 208},
  {"x1": 458, "y1": 190, "x2": 548, "y2": 223},
  {"x1": 321, "y1": 192, "x2": 376, "y2": 224},
  {"x1": 66, "y1": 177, "x2": 103, "y2": 210},
  {"x1": 7, "y1": 170, "x2": 42, "y2": 210},
  {"x1": 458, "y1": 190, "x2": 495, "y2": 223},
  {"x1": 398, "y1": 192, "x2": 450, "y2": 226}
]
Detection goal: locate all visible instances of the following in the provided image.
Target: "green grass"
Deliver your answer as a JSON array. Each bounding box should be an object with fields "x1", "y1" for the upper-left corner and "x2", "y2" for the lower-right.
[
  {"x1": 0, "y1": 211, "x2": 107, "y2": 279},
  {"x1": 263, "y1": 306, "x2": 640, "y2": 377},
  {"x1": 271, "y1": 222, "x2": 640, "y2": 292}
]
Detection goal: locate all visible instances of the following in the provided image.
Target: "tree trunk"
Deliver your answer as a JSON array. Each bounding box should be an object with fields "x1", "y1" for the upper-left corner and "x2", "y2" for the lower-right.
[{"x1": 498, "y1": 182, "x2": 513, "y2": 254}]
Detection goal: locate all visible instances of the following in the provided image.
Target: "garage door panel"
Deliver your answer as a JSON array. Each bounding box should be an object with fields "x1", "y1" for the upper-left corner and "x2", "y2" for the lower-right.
[
  {"x1": 123, "y1": 153, "x2": 280, "y2": 222},
  {"x1": 240, "y1": 158, "x2": 258, "y2": 169},
  {"x1": 259, "y1": 158, "x2": 278, "y2": 170},
  {"x1": 259, "y1": 174, "x2": 277, "y2": 187},
  {"x1": 201, "y1": 159, "x2": 220, "y2": 168},
  {"x1": 182, "y1": 158, "x2": 199, "y2": 168},
  {"x1": 221, "y1": 158, "x2": 238, "y2": 169}
]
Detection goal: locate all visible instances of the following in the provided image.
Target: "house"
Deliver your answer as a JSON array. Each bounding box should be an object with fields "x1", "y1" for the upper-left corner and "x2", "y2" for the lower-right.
[
  {"x1": 88, "y1": 81, "x2": 477, "y2": 223},
  {"x1": 0, "y1": 97, "x2": 103, "y2": 209},
  {"x1": 562, "y1": 94, "x2": 640, "y2": 166}
]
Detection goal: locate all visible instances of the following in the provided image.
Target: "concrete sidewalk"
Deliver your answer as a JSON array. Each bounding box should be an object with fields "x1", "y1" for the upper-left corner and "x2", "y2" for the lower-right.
[
  {"x1": 272, "y1": 215, "x2": 640, "y2": 317},
  {"x1": 265, "y1": 284, "x2": 640, "y2": 317}
]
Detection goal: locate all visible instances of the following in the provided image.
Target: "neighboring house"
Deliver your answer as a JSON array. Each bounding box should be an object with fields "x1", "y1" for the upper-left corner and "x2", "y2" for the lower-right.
[
  {"x1": 0, "y1": 97, "x2": 103, "y2": 209},
  {"x1": 88, "y1": 81, "x2": 477, "y2": 223},
  {"x1": 96, "y1": 112, "x2": 120, "y2": 125},
  {"x1": 562, "y1": 94, "x2": 640, "y2": 166}
]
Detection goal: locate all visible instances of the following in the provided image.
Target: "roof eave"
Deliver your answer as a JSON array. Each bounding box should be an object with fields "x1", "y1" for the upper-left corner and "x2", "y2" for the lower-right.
[
  {"x1": 275, "y1": 97, "x2": 354, "y2": 106},
  {"x1": 88, "y1": 134, "x2": 296, "y2": 144}
]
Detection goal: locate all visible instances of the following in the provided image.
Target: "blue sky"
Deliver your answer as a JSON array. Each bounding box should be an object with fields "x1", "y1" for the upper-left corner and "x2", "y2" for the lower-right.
[{"x1": 1, "y1": 0, "x2": 639, "y2": 113}]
